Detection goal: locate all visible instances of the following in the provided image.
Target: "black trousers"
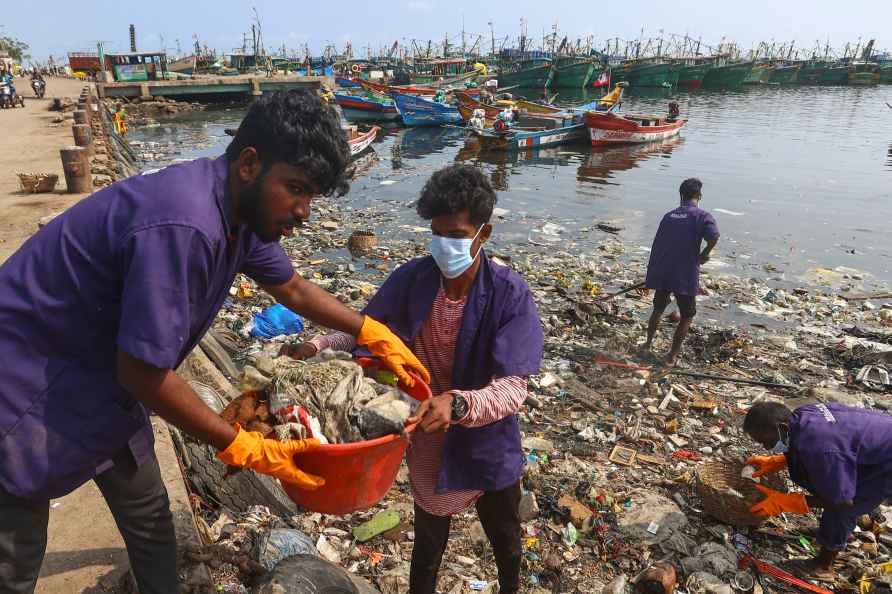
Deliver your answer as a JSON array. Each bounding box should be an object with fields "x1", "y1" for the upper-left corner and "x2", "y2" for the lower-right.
[
  {"x1": 410, "y1": 482, "x2": 522, "y2": 594},
  {"x1": 0, "y1": 449, "x2": 179, "y2": 594}
]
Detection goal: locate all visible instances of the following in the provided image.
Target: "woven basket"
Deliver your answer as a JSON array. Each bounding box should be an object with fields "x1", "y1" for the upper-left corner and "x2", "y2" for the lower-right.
[
  {"x1": 348, "y1": 230, "x2": 378, "y2": 257},
  {"x1": 695, "y1": 459, "x2": 786, "y2": 526},
  {"x1": 17, "y1": 173, "x2": 59, "y2": 194}
]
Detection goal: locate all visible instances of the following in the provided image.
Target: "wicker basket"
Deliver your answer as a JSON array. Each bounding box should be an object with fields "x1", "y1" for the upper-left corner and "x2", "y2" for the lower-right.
[
  {"x1": 348, "y1": 230, "x2": 378, "y2": 257},
  {"x1": 17, "y1": 173, "x2": 59, "y2": 194},
  {"x1": 695, "y1": 459, "x2": 787, "y2": 526}
]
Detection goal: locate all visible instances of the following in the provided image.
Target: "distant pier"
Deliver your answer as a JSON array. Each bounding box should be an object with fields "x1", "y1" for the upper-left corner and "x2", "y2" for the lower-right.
[{"x1": 96, "y1": 75, "x2": 332, "y2": 101}]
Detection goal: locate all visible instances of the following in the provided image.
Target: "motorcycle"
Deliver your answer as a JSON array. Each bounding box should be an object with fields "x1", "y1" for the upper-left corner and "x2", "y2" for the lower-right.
[
  {"x1": 31, "y1": 78, "x2": 45, "y2": 99},
  {"x1": 0, "y1": 83, "x2": 25, "y2": 108}
]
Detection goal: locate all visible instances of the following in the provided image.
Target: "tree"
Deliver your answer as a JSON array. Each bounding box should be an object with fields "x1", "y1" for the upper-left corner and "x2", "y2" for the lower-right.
[{"x1": 0, "y1": 37, "x2": 31, "y2": 62}]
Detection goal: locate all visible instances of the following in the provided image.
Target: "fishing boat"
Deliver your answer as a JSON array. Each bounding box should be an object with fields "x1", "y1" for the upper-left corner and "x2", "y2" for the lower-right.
[
  {"x1": 497, "y1": 59, "x2": 554, "y2": 89},
  {"x1": 702, "y1": 61, "x2": 754, "y2": 89},
  {"x1": 584, "y1": 109, "x2": 686, "y2": 146},
  {"x1": 797, "y1": 61, "x2": 827, "y2": 84},
  {"x1": 471, "y1": 113, "x2": 588, "y2": 151},
  {"x1": 614, "y1": 60, "x2": 677, "y2": 88},
  {"x1": 347, "y1": 125, "x2": 379, "y2": 157},
  {"x1": 769, "y1": 64, "x2": 800, "y2": 84},
  {"x1": 821, "y1": 64, "x2": 850, "y2": 85},
  {"x1": 742, "y1": 63, "x2": 773, "y2": 85},
  {"x1": 389, "y1": 91, "x2": 462, "y2": 127},
  {"x1": 455, "y1": 92, "x2": 563, "y2": 126},
  {"x1": 677, "y1": 62, "x2": 711, "y2": 89},
  {"x1": 848, "y1": 62, "x2": 879, "y2": 85},
  {"x1": 225, "y1": 125, "x2": 379, "y2": 159},
  {"x1": 549, "y1": 57, "x2": 597, "y2": 89},
  {"x1": 168, "y1": 55, "x2": 197, "y2": 76},
  {"x1": 358, "y1": 77, "x2": 480, "y2": 97},
  {"x1": 333, "y1": 93, "x2": 401, "y2": 123},
  {"x1": 335, "y1": 77, "x2": 362, "y2": 88}
]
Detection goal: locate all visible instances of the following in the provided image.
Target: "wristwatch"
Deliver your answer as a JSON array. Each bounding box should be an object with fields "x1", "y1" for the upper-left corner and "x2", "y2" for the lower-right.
[{"x1": 450, "y1": 392, "x2": 469, "y2": 422}]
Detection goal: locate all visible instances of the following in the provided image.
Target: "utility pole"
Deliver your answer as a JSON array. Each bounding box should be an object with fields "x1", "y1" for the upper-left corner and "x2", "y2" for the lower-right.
[{"x1": 489, "y1": 21, "x2": 495, "y2": 57}]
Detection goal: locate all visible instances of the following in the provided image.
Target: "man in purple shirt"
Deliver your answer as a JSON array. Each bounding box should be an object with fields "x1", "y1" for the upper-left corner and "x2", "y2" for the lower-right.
[
  {"x1": 641, "y1": 178, "x2": 720, "y2": 366},
  {"x1": 0, "y1": 90, "x2": 428, "y2": 594},
  {"x1": 744, "y1": 402, "x2": 892, "y2": 582}
]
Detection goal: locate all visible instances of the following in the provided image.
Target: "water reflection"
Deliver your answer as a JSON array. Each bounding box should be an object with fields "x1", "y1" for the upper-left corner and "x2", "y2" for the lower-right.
[
  {"x1": 577, "y1": 137, "x2": 684, "y2": 186},
  {"x1": 887, "y1": 143, "x2": 892, "y2": 170},
  {"x1": 455, "y1": 136, "x2": 589, "y2": 190},
  {"x1": 394, "y1": 127, "x2": 468, "y2": 161}
]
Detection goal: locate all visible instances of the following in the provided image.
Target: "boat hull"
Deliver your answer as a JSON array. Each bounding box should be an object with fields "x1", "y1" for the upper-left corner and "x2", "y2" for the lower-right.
[
  {"x1": 821, "y1": 66, "x2": 849, "y2": 85},
  {"x1": 848, "y1": 71, "x2": 878, "y2": 86},
  {"x1": 475, "y1": 123, "x2": 588, "y2": 151},
  {"x1": 769, "y1": 65, "x2": 799, "y2": 84},
  {"x1": 550, "y1": 61, "x2": 596, "y2": 88},
  {"x1": 678, "y1": 64, "x2": 709, "y2": 89},
  {"x1": 743, "y1": 64, "x2": 772, "y2": 84},
  {"x1": 585, "y1": 111, "x2": 686, "y2": 146},
  {"x1": 615, "y1": 62, "x2": 677, "y2": 88},
  {"x1": 348, "y1": 126, "x2": 379, "y2": 157},
  {"x1": 498, "y1": 64, "x2": 553, "y2": 89},
  {"x1": 390, "y1": 92, "x2": 462, "y2": 127},
  {"x1": 702, "y1": 62, "x2": 753, "y2": 89},
  {"x1": 334, "y1": 93, "x2": 401, "y2": 122}
]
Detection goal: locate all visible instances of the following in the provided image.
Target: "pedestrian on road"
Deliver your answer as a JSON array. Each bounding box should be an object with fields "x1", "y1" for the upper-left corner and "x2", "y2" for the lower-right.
[
  {"x1": 0, "y1": 90, "x2": 429, "y2": 594},
  {"x1": 290, "y1": 165, "x2": 544, "y2": 594},
  {"x1": 744, "y1": 401, "x2": 892, "y2": 582},
  {"x1": 640, "y1": 178, "x2": 720, "y2": 366}
]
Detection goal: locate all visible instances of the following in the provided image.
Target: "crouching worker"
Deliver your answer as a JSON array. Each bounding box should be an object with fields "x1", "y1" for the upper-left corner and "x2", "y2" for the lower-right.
[
  {"x1": 290, "y1": 164, "x2": 544, "y2": 594},
  {"x1": 743, "y1": 401, "x2": 892, "y2": 582}
]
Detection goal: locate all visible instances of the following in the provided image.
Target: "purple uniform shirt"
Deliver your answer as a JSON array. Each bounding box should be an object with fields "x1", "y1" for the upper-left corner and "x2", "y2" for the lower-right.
[
  {"x1": 645, "y1": 203, "x2": 719, "y2": 296},
  {"x1": 785, "y1": 403, "x2": 892, "y2": 549},
  {"x1": 360, "y1": 253, "x2": 544, "y2": 493},
  {"x1": 0, "y1": 157, "x2": 293, "y2": 500}
]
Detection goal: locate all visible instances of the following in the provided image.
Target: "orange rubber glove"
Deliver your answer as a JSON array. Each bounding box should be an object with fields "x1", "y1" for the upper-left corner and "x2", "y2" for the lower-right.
[
  {"x1": 217, "y1": 425, "x2": 325, "y2": 490},
  {"x1": 749, "y1": 484, "x2": 810, "y2": 517},
  {"x1": 746, "y1": 454, "x2": 788, "y2": 478},
  {"x1": 356, "y1": 316, "x2": 431, "y2": 387}
]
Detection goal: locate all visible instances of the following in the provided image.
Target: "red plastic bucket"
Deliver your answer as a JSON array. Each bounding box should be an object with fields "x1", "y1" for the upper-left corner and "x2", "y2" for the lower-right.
[{"x1": 282, "y1": 358, "x2": 431, "y2": 514}]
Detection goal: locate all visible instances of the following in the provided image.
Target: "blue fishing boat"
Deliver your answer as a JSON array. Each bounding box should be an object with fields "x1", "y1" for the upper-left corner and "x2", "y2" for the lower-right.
[
  {"x1": 336, "y1": 77, "x2": 362, "y2": 88},
  {"x1": 471, "y1": 112, "x2": 588, "y2": 151},
  {"x1": 333, "y1": 93, "x2": 401, "y2": 123},
  {"x1": 389, "y1": 91, "x2": 463, "y2": 127}
]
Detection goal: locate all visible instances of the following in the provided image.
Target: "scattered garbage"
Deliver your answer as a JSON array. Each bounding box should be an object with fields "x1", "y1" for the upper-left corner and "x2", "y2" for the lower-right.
[{"x1": 164, "y1": 169, "x2": 892, "y2": 593}]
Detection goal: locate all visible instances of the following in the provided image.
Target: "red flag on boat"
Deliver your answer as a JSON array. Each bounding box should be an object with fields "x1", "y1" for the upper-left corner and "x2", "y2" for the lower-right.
[{"x1": 593, "y1": 70, "x2": 611, "y2": 88}]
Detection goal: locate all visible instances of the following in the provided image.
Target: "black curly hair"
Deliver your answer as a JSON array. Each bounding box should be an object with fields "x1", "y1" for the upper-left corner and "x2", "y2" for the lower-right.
[
  {"x1": 416, "y1": 164, "x2": 497, "y2": 227},
  {"x1": 679, "y1": 177, "x2": 702, "y2": 202},
  {"x1": 225, "y1": 90, "x2": 350, "y2": 197}
]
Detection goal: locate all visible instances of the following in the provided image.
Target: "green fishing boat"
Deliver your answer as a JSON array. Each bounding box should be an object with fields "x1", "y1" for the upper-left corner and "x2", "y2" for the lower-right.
[
  {"x1": 821, "y1": 64, "x2": 849, "y2": 84},
  {"x1": 742, "y1": 63, "x2": 772, "y2": 84},
  {"x1": 702, "y1": 60, "x2": 754, "y2": 89},
  {"x1": 797, "y1": 61, "x2": 827, "y2": 84},
  {"x1": 614, "y1": 60, "x2": 677, "y2": 88},
  {"x1": 879, "y1": 65, "x2": 892, "y2": 83},
  {"x1": 498, "y1": 59, "x2": 554, "y2": 89},
  {"x1": 848, "y1": 62, "x2": 878, "y2": 85},
  {"x1": 677, "y1": 62, "x2": 711, "y2": 89},
  {"x1": 549, "y1": 57, "x2": 596, "y2": 88},
  {"x1": 769, "y1": 64, "x2": 800, "y2": 84}
]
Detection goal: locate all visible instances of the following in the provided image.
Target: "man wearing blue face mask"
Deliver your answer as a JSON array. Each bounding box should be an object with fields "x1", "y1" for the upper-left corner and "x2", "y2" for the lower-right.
[
  {"x1": 743, "y1": 401, "x2": 892, "y2": 582},
  {"x1": 290, "y1": 164, "x2": 544, "y2": 594}
]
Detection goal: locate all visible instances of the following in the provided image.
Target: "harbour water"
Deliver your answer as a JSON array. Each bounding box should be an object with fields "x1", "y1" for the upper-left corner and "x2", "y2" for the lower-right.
[{"x1": 130, "y1": 84, "x2": 892, "y2": 291}]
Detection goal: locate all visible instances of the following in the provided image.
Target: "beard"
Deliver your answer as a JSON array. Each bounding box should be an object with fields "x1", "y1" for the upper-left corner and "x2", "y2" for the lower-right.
[{"x1": 236, "y1": 177, "x2": 281, "y2": 243}]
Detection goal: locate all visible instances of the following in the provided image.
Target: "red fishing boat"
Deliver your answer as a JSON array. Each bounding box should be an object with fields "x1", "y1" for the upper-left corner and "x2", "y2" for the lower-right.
[{"x1": 584, "y1": 107, "x2": 686, "y2": 146}]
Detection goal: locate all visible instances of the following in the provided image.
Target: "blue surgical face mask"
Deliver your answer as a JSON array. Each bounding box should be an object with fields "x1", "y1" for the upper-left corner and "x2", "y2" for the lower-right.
[{"x1": 429, "y1": 225, "x2": 484, "y2": 279}]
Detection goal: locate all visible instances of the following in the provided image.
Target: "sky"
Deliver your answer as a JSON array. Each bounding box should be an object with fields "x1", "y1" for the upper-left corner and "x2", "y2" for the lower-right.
[{"x1": 4, "y1": 0, "x2": 891, "y2": 63}]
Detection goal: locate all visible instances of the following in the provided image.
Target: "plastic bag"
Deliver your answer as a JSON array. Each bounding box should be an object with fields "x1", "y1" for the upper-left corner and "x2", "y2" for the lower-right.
[
  {"x1": 250, "y1": 304, "x2": 304, "y2": 338},
  {"x1": 257, "y1": 528, "x2": 318, "y2": 571}
]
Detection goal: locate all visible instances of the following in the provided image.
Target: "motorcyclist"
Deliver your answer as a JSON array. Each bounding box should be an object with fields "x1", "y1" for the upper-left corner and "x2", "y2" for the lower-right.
[
  {"x1": 31, "y1": 69, "x2": 45, "y2": 97},
  {"x1": 0, "y1": 67, "x2": 18, "y2": 105}
]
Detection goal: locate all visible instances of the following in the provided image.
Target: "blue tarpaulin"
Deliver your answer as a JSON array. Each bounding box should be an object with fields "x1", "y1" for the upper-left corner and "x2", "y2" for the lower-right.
[{"x1": 250, "y1": 304, "x2": 305, "y2": 338}]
